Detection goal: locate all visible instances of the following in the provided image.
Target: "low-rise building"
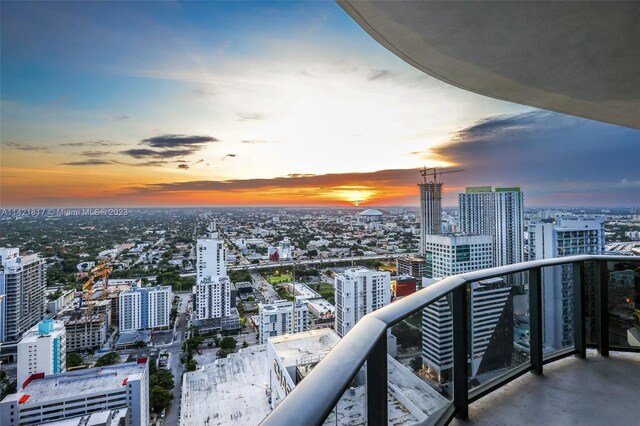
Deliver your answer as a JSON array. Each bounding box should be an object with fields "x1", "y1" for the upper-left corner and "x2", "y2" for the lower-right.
[
  {"x1": 392, "y1": 275, "x2": 417, "y2": 299},
  {"x1": 396, "y1": 256, "x2": 427, "y2": 279},
  {"x1": 0, "y1": 360, "x2": 149, "y2": 426},
  {"x1": 268, "y1": 329, "x2": 449, "y2": 424}
]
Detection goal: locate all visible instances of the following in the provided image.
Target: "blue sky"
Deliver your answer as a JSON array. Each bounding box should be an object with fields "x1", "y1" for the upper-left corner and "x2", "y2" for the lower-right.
[{"x1": 1, "y1": 1, "x2": 638, "y2": 207}]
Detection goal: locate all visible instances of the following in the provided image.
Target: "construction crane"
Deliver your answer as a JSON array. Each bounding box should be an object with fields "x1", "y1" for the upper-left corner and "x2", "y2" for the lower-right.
[
  {"x1": 82, "y1": 260, "x2": 113, "y2": 317},
  {"x1": 420, "y1": 167, "x2": 465, "y2": 184}
]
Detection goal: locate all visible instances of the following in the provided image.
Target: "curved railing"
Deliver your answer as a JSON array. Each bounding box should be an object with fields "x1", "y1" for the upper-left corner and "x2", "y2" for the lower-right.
[{"x1": 261, "y1": 255, "x2": 640, "y2": 425}]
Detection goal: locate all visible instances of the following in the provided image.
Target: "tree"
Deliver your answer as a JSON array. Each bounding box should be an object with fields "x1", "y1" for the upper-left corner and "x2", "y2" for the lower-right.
[
  {"x1": 66, "y1": 353, "x2": 84, "y2": 368},
  {"x1": 186, "y1": 359, "x2": 197, "y2": 372},
  {"x1": 150, "y1": 369, "x2": 174, "y2": 391},
  {"x1": 220, "y1": 337, "x2": 237, "y2": 351},
  {"x1": 95, "y1": 352, "x2": 121, "y2": 367},
  {"x1": 184, "y1": 336, "x2": 204, "y2": 352},
  {"x1": 410, "y1": 356, "x2": 423, "y2": 373},
  {"x1": 132, "y1": 340, "x2": 147, "y2": 349},
  {"x1": 150, "y1": 386, "x2": 173, "y2": 414}
]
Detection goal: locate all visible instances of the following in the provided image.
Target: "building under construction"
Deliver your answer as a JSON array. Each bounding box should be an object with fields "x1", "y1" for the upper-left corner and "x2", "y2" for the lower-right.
[
  {"x1": 56, "y1": 300, "x2": 111, "y2": 352},
  {"x1": 417, "y1": 167, "x2": 463, "y2": 252}
]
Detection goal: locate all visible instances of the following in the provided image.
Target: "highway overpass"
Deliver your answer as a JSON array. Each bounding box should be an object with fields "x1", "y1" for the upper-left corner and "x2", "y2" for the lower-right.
[{"x1": 179, "y1": 253, "x2": 419, "y2": 276}]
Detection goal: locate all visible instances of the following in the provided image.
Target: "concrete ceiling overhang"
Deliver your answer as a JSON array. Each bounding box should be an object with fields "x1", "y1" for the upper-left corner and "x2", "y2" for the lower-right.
[{"x1": 338, "y1": 1, "x2": 640, "y2": 129}]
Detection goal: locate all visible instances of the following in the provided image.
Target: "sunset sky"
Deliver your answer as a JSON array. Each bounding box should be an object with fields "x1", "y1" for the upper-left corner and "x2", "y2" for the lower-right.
[{"x1": 2, "y1": 1, "x2": 639, "y2": 208}]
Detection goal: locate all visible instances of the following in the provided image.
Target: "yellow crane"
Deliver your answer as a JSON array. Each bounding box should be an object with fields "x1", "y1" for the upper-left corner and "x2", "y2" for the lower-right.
[{"x1": 82, "y1": 261, "x2": 113, "y2": 316}]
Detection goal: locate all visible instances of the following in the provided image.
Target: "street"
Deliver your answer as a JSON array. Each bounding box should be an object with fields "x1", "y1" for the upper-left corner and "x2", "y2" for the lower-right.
[{"x1": 160, "y1": 292, "x2": 190, "y2": 426}]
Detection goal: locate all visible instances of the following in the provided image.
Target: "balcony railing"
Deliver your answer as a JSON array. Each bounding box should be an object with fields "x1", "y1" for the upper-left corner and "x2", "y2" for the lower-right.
[{"x1": 261, "y1": 255, "x2": 640, "y2": 425}]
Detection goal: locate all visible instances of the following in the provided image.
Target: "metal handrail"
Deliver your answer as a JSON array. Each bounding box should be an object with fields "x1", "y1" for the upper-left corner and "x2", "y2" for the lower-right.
[{"x1": 260, "y1": 255, "x2": 640, "y2": 426}]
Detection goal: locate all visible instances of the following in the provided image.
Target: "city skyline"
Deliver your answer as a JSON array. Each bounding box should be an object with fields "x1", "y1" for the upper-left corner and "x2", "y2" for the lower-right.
[{"x1": 2, "y1": 1, "x2": 639, "y2": 208}]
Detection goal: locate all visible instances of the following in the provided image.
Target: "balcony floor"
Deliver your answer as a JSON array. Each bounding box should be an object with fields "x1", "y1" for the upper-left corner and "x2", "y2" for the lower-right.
[{"x1": 452, "y1": 351, "x2": 640, "y2": 426}]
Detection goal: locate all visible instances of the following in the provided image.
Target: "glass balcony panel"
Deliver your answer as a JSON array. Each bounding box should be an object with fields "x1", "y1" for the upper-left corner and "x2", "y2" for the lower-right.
[
  {"x1": 323, "y1": 365, "x2": 368, "y2": 425},
  {"x1": 542, "y1": 265, "x2": 575, "y2": 355},
  {"x1": 607, "y1": 260, "x2": 640, "y2": 350},
  {"x1": 584, "y1": 261, "x2": 599, "y2": 346},
  {"x1": 384, "y1": 297, "x2": 453, "y2": 425},
  {"x1": 467, "y1": 271, "x2": 530, "y2": 391}
]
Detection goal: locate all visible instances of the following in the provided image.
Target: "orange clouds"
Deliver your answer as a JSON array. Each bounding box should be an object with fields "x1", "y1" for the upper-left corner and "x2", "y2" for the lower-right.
[{"x1": 1, "y1": 167, "x2": 427, "y2": 207}]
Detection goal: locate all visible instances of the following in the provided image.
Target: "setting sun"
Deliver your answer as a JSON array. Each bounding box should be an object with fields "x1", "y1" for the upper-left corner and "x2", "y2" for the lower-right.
[{"x1": 329, "y1": 186, "x2": 377, "y2": 206}]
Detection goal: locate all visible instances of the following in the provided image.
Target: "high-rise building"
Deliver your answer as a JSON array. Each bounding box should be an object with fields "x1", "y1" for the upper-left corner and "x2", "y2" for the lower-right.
[
  {"x1": 196, "y1": 223, "x2": 227, "y2": 280},
  {"x1": 528, "y1": 217, "x2": 605, "y2": 349},
  {"x1": 196, "y1": 276, "x2": 232, "y2": 320},
  {"x1": 335, "y1": 267, "x2": 391, "y2": 337},
  {"x1": 0, "y1": 294, "x2": 5, "y2": 343},
  {"x1": 418, "y1": 180, "x2": 443, "y2": 252},
  {"x1": 0, "y1": 248, "x2": 45, "y2": 343},
  {"x1": 459, "y1": 186, "x2": 525, "y2": 267},
  {"x1": 421, "y1": 234, "x2": 493, "y2": 382},
  {"x1": 17, "y1": 320, "x2": 66, "y2": 388},
  {"x1": 258, "y1": 299, "x2": 309, "y2": 344},
  {"x1": 0, "y1": 360, "x2": 150, "y2": 426},
  {"x1": 119, "y1": 285, "x2": 173, "y2": 332},
  {"x1": 468, "y1": 278, "x2": 514, "y2": 378},
  {"x1": 195, "y1": 223, "x2": 232, "y2": 321}
]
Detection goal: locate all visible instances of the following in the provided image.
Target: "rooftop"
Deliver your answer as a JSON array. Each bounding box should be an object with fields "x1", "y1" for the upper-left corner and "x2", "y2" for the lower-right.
[
  {"x1": 19, "y1": 320, "x2": 65, "y2": 343},
  {"x1": 358, "y1": 208, "x2": 383, "y2": 216},
  {"x1": 3, "y1": 361, "x2": 146, "y2": 405},
  {"x1": 286, "y1": 282, "x2": 321, "y2": 300},
  {"x1": 270, "y1": 329, "x2": 341, "y2": 368},
  {"x1": 115, "y1": 330, "x2": 151, "y2": 347},
  {"x1": 180, "y1": 346, "x2": 271, "y2": 426}
]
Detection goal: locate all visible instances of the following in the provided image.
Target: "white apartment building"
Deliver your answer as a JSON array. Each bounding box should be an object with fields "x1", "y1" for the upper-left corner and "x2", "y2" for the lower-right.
[
  {"x1": 459, "y1": 186, "x2": 525, "y2": 267},
  {"x1": 196, "y1": 276, "x2": 232, "y2": 320},
  {"x1": 17, "y1": 320, "x2": 66, "y2": 388},
  {"x1": 0, "y1": 294, "x2": 5, "y2": 343},
  {"x1": 528, "y1": 217, "x2": 605, "y2": 350},
  {"x1": 0, "y1": 248, "x2": 46, "y2": 343},
  {"x1": 258, "y1": 299, "x2": 309, "y2": 344},
  {"x1": 0, "y1": 360, "x2": 149, "y2": 426},
  {"x1": 334, "y1": 267, "x2": 391, "y2": 337},
  {"x1": 195, "y1": 223, "x2": 232, "y2": 320},
  {"x1": 196, "y1": 223, "x2": 227, "y2": 281},
  {"x1": 119, "y1": 285, "x2": 173, "y2": 332},
  {"x1": 421, "y1": 234, "x2": 493, "y2": 382}
]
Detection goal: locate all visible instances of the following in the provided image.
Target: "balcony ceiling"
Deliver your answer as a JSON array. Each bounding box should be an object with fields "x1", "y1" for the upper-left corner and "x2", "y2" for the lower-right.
[{"x1": 338, "y1": 1, "x2": 640, "y2": 129}]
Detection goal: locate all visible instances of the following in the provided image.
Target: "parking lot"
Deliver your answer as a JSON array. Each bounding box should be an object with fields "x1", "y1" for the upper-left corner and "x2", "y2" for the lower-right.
[{"x1": 151, "y1": 330, "x2": 174, "y2": 346}]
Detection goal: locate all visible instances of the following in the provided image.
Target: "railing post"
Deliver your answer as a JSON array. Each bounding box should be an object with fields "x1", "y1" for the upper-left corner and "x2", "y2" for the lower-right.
[
  {"x1": 452, "y1": 285, "x2": 469, "y2": 419},
  {"x1": 367, "y1": 333, "x2": 388, "y2": 424},
  {"x1": 572, "y1": 261, "x2": 586, "y2": 358},
  {"x1": 596, "y1": 260, "x2": 609, "y2": 357},
  {"x1": 529, "y1": 267, "x2": 543, "y2": 375}
]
